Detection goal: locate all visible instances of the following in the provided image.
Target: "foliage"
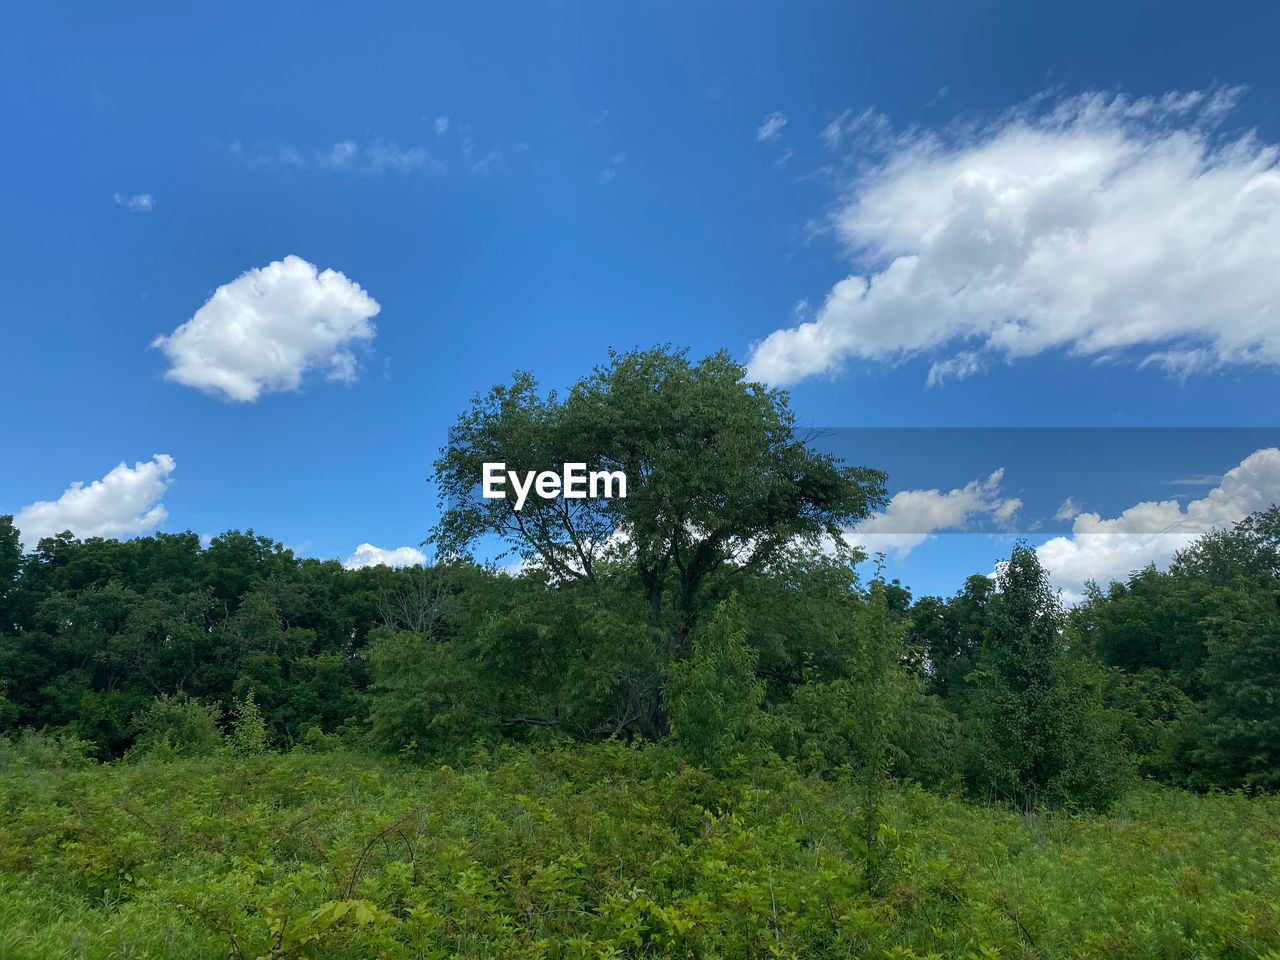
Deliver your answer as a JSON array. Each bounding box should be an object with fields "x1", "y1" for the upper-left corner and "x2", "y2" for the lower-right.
[
  {"x1": 957, "y1": 544, "x2": 1131, "y2": 810},
  {"x1": 2, "y1": 745, "x2": 1279, "y2": 959},
  {"x1": 1069, "y1": 505, "x2": 1280, "y2": 791},
  {"x1": 0, "y1": 727, "x2": 94, "y2": 770},
  {"x1": 433, "y1": 346, "x2": 887, "y2": 735},
  {"x1": 131, "y1": 693, "x2": 225, "y2": 760},
  {"x1": 229, "y1": 691, "x2": 271, "y2": 757},
  {"x1": 1194, "y1": 579, "x2": 1280, "y2": 788},
  {"x1": 366, "y1": 625, "x2": 492, "y2": 758},
  {"x1": 908, "y1": 574, "x2": 994, "y2": 699},
  {"x1": 666, "y1": 599, "x2": 772, "y2": 773}
]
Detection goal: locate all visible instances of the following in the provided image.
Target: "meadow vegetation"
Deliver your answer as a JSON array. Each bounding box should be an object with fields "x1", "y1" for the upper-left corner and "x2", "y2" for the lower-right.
[
  {"x1": 2, "y1": 348, "x2": 1279, "y2": 956},
  {"x1": 3, "y1": 742, "x2": 1279, "y2": 960}
]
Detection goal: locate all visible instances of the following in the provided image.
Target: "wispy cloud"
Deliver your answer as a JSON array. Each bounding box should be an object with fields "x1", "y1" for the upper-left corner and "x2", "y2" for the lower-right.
[
  {"x1": 923, "y1": 86, "x2": 950, "y2": 109},
  {"x1": 1161, "y1": 473, "x2": 1225, "y2": 486},
  {"x1": 756, "y1": 110, "x2": 787, "y2": 143},
  {"x1": 230, "y1": 138, "x2": 445, "y2": 175},
  {"x1": 1053, "y1": 496, "x2": 1083, "y2": 522},
  {"x1": 926, "y1": 351, "x2": 981, "y2": 388},
  {"x1": 113, "y1": 192, "x2": 153, "y2": 212},
  {"x1": 230, "y1": 119, "x2": 530, "y2": 178},
  {"x1": 597, "y1": 151, "x2": 629, "y2": 184}
]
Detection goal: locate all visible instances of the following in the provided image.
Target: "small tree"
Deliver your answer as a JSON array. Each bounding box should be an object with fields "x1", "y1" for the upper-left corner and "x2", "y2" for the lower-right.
[
  {"x1": 229, "y1": 691, "x2": 270, "y2": 756},
  {"x1": 665, "y1": 600, "x2": 770, "y2": 774},
  {"x1": 961, "y1": 543, "x2": 1129, "y2": 810}
]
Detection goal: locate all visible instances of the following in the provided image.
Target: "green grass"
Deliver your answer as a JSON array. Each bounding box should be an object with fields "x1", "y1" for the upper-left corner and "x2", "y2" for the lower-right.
[{"x1": 1, "y1": 744, "x2": 1278, "y2": 959}]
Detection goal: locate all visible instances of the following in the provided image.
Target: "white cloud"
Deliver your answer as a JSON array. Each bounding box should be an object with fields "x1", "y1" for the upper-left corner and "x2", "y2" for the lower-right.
[
  {"x1": 820, "y1": 107, "x2": 885, "y2": 153},
  {"x1": 1053, "y1": 496, "x2": 1082, "y2": 523},
  {"x1": 747, "y1": 87, "x2": 1280, "y2": 385},
  {"x1": 321, "y1": 139, "x2": 439, "y2": 174},
  {"x1": 469, "y1": 147, "x2": 502, "y2": 175},
  {"x1": 1037, "y1": 446, "x2": 1280, "y2": 602},
  {"x1": 321, "y1": 139, "x2": 358, "y2": 169},
  {"x1": 847, "y1": 469, "x2": 1022, "y2": 559},
  {"x1": 14, "y1": 455, "x2": 175, "y2": 546},
  {"x1": 756, "y1": 111, "x2": 787, "y2": 143},
  {"x1": 926, "y1": 350, "x2": 982, "y2": 387},
  {"x1": 343, "y1": 543, "x2": 427, "y2": 570},
  {"x1": 113, "y1": 192, "x2": 153, "y2": 212},
  {"x1": 229, "y1": 140, "x2": 304, "y2": 168},
  {"x1": 1162, "y1": 472, "x2": 1224, "y2": 487},
  {"x1": 597, "y1": 151, "x2": 628, "y2": 184},
  {"x1": 231, "y1": 139, "x2": 445, "y2": 175},
  {"x1": 152, "y1": 255, "x2": 380, "y2": 403},
  {"x1": 434, "y1": 116, "x2": 450, "y2": 135}
]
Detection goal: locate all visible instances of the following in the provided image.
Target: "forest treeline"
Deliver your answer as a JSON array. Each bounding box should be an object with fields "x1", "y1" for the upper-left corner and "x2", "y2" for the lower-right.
[{"x1": 2, "y1": 348, "x2": 1278, "y2": 809}]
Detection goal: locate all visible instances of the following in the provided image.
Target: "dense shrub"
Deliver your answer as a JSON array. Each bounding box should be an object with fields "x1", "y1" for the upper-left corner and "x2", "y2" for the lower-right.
[
  {"x1": 130, "y1": 693, "x2": 224, "y2": 759},
  {"x1": 0, "y1": 727, "x2": 93, "y2": 769}
]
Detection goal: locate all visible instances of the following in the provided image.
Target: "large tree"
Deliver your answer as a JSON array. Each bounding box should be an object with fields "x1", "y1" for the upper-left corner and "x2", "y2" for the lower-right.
[{"x1": 434, "y1": 346, "x2": 886, "y2": 736}]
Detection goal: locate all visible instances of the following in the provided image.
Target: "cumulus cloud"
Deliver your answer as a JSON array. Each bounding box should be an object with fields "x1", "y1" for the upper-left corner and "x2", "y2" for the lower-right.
[
  {"x1": 1037, "y1": 446, "x2": 1280, "y2": 602},
  {"x1": 113, "y1": 192, "x2": 153, "y2": 212},
  {"x1": 847, "y1": 469, "x2": 1022, "y2": 559},
  {"x1": 747, "y1": 87, "x2": 1280, "y2": 385},
  {"x1": 152, "y1": 255, "x2": 380, "y2": 403},
  {"x1": 434, "y1": 116, "x2": 450, "y2": 135},
  {"x1": 343, "y1": 543, "x2": 427, "y2": 570},
  {"x1": 756, "y1": 111, "x2": 787, "y2": 143},
  {"x1": 14, "y1": 455, "x2": 176, "y2": 546}
]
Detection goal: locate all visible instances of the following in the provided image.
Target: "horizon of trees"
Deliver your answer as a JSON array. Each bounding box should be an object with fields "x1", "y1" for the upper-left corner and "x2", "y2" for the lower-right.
[{"x1": 2, "y1": 347, "x2": 1277, "y2": 809}]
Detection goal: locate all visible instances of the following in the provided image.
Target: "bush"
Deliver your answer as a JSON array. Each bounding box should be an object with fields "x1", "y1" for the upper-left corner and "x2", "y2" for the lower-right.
[
  {"x1": 131, "y1": 693, "x2": 225, "y2": 759},
  {"x1": 0, "y1": 727, "x2": 95, "y2": 769},
  {"x1": 366, "y1": 627, "x2": 491, "y2": 758}
]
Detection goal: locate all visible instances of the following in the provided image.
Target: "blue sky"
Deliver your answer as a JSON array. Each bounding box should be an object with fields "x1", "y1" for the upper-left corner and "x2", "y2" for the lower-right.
[{"x1": 3, "y1": 1, "x2": 1280, "y2": 600}]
